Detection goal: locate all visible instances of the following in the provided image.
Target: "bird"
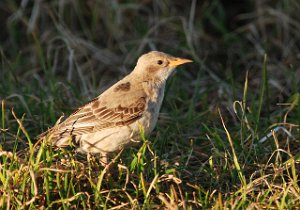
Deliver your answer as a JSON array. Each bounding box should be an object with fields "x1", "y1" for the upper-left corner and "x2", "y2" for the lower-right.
[{"x1": 38, "y1": 51, "x2": 192, "y2": 164}]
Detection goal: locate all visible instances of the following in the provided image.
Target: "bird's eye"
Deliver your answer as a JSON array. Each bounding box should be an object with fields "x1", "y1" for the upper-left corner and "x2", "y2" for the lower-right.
[{"x1": 157, "y1": 60, "x2": 163, "y2": 65}]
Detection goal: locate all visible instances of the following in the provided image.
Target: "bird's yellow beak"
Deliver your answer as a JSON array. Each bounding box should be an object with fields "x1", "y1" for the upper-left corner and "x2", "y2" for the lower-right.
[{"x1": 168, "y1": 57, "x2": 193, "y2": 67}]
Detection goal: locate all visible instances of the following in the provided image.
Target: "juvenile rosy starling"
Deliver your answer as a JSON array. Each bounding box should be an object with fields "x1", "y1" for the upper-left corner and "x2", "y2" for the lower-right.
[{"x1": 38, "y1": 51, "x2": 192, "y2": 164}]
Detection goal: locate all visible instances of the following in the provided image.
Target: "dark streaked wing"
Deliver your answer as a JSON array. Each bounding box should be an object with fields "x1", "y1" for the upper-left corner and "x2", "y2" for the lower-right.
[{"x1": 45, "y1": 92, "x2": 147, "y2": 142}]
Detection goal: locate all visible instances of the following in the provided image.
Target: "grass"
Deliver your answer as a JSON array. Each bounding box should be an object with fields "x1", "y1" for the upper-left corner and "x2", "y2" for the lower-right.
[{"x1": 0, "y1": 0, "x2": 300, "y2": 209}]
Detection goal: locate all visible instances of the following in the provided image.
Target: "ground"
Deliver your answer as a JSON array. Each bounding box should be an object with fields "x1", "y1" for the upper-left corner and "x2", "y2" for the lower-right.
[{"x1": 0, "y1": 0, "x2": 299, "y2": 209}]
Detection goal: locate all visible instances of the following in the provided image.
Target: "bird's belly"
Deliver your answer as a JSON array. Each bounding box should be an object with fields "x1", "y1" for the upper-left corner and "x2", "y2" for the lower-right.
[
  {"x1": 77, "y1": 125, "x2": 136, "y2": 153},
  {"x1": 76, "y1": 110, "x2": 160, "y2": 154}
]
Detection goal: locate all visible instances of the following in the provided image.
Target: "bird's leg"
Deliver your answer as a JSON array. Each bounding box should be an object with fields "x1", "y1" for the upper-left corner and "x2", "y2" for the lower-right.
[
  {"x1": 100, "y1": 152, "x2": 109, "y2": 167},
  {"x1": 87, "y1": 152, "x2": 91, "y2": 161}
]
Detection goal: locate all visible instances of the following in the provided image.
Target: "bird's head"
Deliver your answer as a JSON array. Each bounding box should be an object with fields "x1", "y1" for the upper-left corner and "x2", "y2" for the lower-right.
[{"x1": 133, "y1": 51, "x2": 192, "y2": 84}]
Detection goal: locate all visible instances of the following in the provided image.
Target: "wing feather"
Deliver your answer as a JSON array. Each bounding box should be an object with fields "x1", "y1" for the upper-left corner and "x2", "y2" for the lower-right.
[{"x1": 42, "y1": 82, "x2": 147, "y2": 144}]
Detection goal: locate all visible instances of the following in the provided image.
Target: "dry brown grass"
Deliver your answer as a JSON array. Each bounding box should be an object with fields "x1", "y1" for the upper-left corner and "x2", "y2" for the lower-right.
[{"x1": 0, "y1": 0, "x2": 299, "y2": 209}]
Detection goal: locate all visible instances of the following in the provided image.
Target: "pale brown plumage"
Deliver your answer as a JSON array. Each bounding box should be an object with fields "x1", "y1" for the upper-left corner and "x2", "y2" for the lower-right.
[{"x1": 38, "y1": 51, "x2": 192, "y2": 164}]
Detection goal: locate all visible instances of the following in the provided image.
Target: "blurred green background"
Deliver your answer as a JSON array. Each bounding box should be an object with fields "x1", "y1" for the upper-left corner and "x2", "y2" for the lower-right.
[
  {"x1": 1, "y1": 0, "x2": 299, "y2": 135},
  {"x1": 0, "y1": 0, "x2": 300, "y2": 208}
]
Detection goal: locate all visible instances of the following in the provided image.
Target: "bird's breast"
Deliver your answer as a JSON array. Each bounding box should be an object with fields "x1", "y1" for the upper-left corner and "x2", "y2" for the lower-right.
[{"x1": 140, "y1": 84, "x2": 166, "y2": 135}]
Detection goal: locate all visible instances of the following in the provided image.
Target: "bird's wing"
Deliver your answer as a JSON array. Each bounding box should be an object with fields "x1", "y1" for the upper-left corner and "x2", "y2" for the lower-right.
[{"x1": 41, "y1": 80, "x2": 147, "y2": 144}]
